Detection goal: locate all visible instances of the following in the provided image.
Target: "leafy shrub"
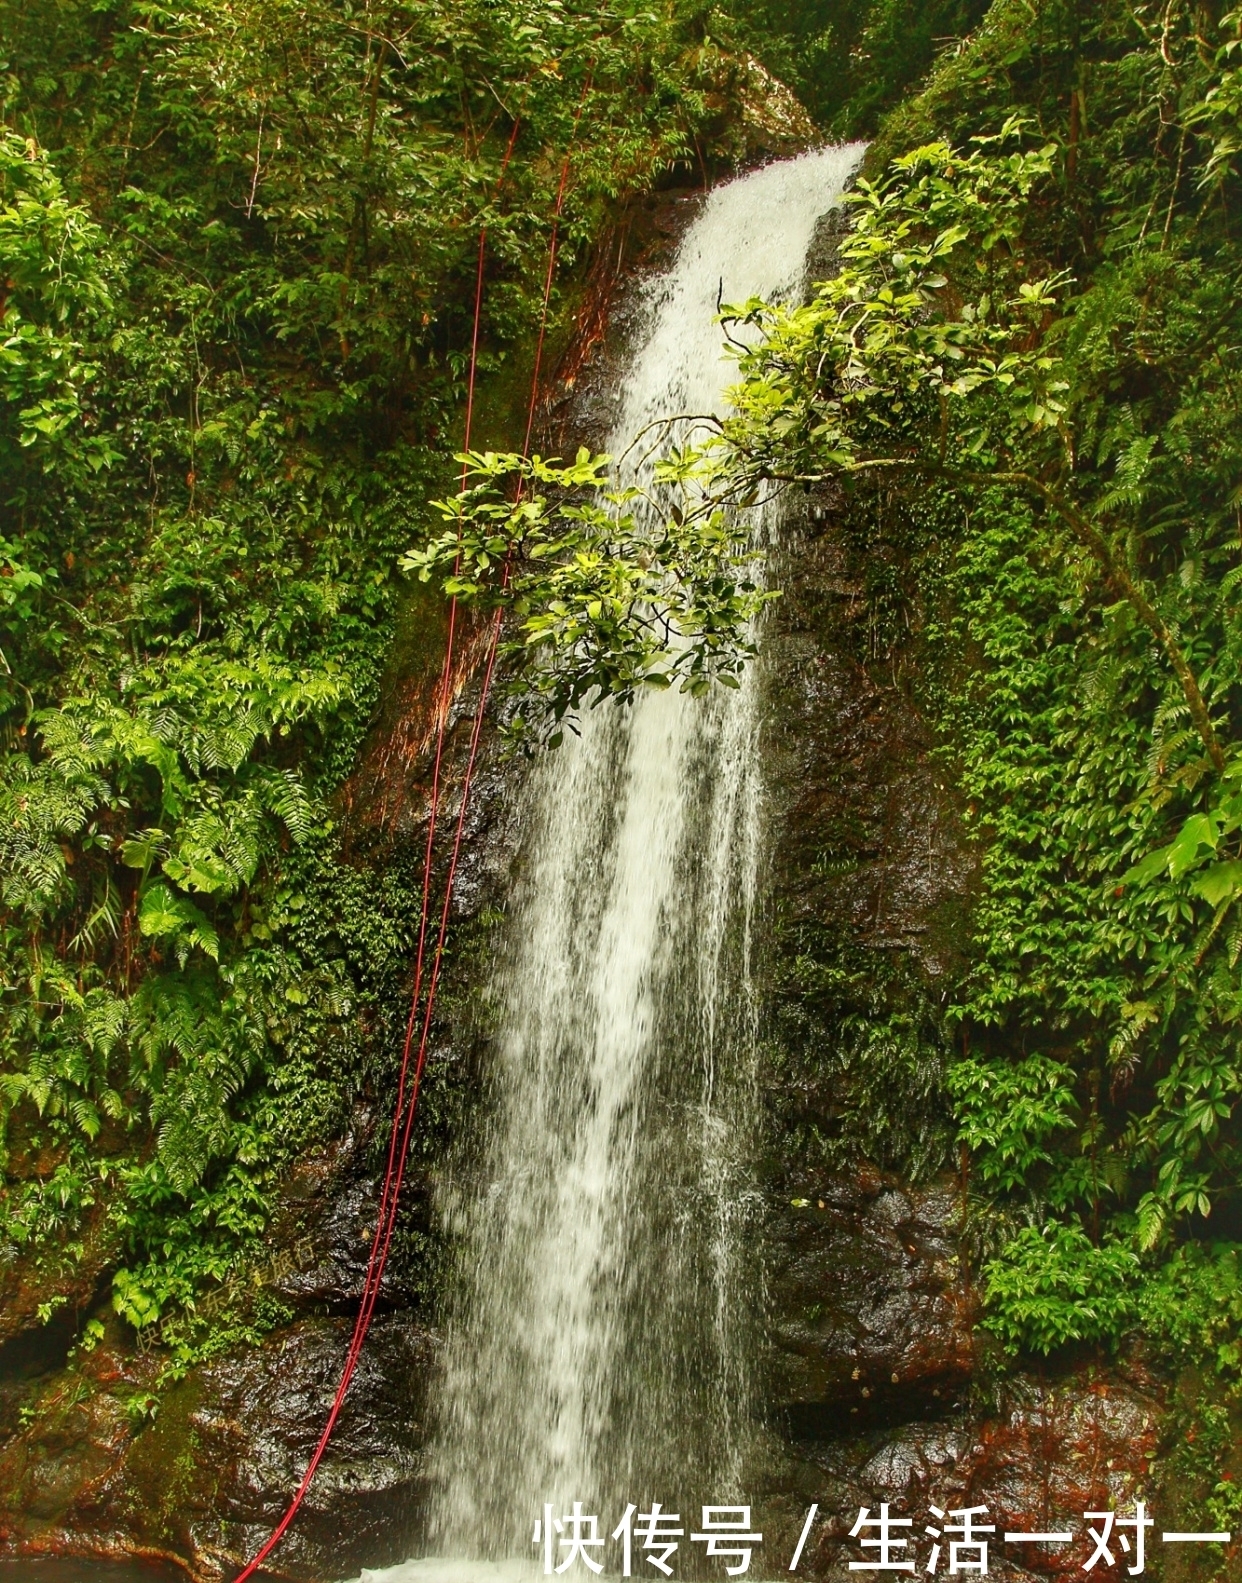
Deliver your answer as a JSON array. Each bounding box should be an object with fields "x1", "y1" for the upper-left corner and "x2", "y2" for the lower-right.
[
  {"x1": 1139, "y1": 1243, "x2": 1242, "y2": 1381},
  {"x1": 946, "y1": 1054, "x2": 1077, "y2": 1197},
  {"x1": 714, "y1": 0, "x2": 1242, "y2": 1381},
  {"x1": 982, "y1": 1223, "x2": 1139, "y2": 1356}
]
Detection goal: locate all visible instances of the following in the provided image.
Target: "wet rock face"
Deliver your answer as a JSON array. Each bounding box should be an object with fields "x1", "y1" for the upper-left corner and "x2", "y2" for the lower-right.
[
  {"x1": 170, "y1": 1313, "x2": 432, "y2": 1580},
  {"x1": 768, "y1": 1175, "x2": 974, "y2": 1436},
  {"x1": 775, "y1": 1371, "x2": 1161, "y2": 1581},
  {"x1": 0, "y1": 1110, "x2": 438, "y2": 1582},
  {"x1": 0, "y1": 1206, "x2": 117, "y2": 1349},
  {"x1": 750, "y1": 485, "x2": 1165, "y2": 1578},
  {"x1": 0, "y1": 1311, "x2": 431, "y2": 1582},
  {"x1": 259, "y1": 1122, "x2": 425, "y2": 1314},
  {"x1": 762, "y1": 507, "x2": 979, "y2": 984}
]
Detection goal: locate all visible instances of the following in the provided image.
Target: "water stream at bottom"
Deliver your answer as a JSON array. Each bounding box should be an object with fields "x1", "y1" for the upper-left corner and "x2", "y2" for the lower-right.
[{"x1": 357, "y1": 144, "x2": 863, "y2": 1583}]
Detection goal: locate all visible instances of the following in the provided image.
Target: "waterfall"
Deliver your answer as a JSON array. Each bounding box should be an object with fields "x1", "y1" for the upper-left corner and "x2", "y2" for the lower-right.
[{"x1": 364, "y1": 145, "x2": 862, "y2": 1583}]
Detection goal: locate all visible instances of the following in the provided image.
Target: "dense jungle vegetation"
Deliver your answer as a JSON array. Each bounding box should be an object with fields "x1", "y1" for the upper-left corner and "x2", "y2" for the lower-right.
[
  {"x1": 4, "y1": 0, "x2": 1242, "y2": 1521},
  {"x1": 0, "y1": 0, "x2": 776, "y2": 1366},
  {"x1": 711, "y1": 0, "x2": 1242, "y2": 1526},
  {"x1": 0, "y1": 0, "x2": 988, "y2": 1372}
]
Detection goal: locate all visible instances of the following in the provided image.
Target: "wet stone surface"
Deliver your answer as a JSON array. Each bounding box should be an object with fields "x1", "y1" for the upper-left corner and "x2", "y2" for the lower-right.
[
  {"x1": 0, "y1": 1564, "x2": 186, "y2": 1582},
  {"x1": 745, "y1": 464, "x2": 1165, "y2": 1576},
  {"x1": 0, "y1": 1309, "x2": 432, "y2": 1581},
  {"x1": 178, "y1": 1312, "x2": 432, "y2": 1579},
  {"x1": 760, "y1": 505, "x2": 980, "y2": 983},
  {"x1": 770, "y1": 1370, "x2": 1162, "y2": 1581},
  {"x1": 767, "y1": 1174, "x2": 975, "y2": 1436}
]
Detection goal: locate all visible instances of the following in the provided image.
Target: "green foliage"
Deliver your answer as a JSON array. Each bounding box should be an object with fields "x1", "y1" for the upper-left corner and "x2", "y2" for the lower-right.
[
  {"x1": 405, "y1": 447, "x2": 774, "y2": 744},
  {"x1": 1139, "y1": 1243, "x2": 1242, "y2": 1382},
  {"x1": 982, "y1": 1222, "x2": 1138, "y2": 1355},
  {"x1": 725, "y1": 0, "x2": 990, "y2": 133},
  {"x1": 0, "y1": 0, "x2": 743, "y2": 1361},
  {"x1": 0, "y1": 130, "x2": 114, "y2": 473},
  {"x1": 1154, "y1": 1392, "x2": 1241, "y2": 1579},
  {"x1": 718, "y1": 0, "x2": 1242, "y2": 1378},
  {"x1": 763, "y1": 914, "x2": 952, "y2": 1183},
  {"x1": 947, "y1": 1053, "x2": 1078, "y2": 1198},
  {"x1": 716, "y1": 123, "x2": 1068, "y2": 478}
]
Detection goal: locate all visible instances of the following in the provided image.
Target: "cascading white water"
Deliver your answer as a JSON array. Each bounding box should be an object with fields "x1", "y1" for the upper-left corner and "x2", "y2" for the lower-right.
[{"x1": 361, "y1": 145, "x2": 862, "y2": 1583}]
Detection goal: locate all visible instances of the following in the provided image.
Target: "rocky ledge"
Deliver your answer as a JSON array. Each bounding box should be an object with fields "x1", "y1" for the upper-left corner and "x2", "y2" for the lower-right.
[{"x1": 0, "y1": 1142, "x2": 1164, "y2": 1581}]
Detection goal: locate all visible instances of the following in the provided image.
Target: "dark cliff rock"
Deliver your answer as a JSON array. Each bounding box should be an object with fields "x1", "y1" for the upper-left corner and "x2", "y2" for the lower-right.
[
  {"x1": 158, "y1": 1312, "x2": 431, "y2": 1580},
  {"x1": 0, "y1": 1109, "x2": 439, "y2": 1581},
  {"x1": 0, "y1": 1207, "x2": 118, "y2": 1350},
  {"x1": 756, "y1": 1368, "x2": 1162, "y2": 1581},
  {"x1": 747, "y1": 473, "x2": 1164, "y2": 1576},
  {"x1": 767, "y1": 1175, "x2": 974, "y2": 1436},
  {"x1": 0, "y1": 1308, "x2": 432, "y2": 1581}
]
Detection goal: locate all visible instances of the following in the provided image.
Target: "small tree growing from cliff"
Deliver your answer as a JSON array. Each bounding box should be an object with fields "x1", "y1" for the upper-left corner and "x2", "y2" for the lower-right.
[
  {"x1": 710, "y1": 121, "x2": 1226, "y2": 772},
  {"x1": 403, "y1": 446, "x2": 775, "y2": 746}
]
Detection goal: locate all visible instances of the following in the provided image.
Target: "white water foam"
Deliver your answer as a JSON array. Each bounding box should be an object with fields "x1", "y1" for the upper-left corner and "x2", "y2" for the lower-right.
[{"x1": 353, "y1": 143, "x2": 864, "y2": 1583}]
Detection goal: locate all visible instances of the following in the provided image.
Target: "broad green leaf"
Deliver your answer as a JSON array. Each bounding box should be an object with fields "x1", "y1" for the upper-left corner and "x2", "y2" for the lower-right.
[
  {"x1": 1169, "y1": 814, "x2": 1219, "y2": 878},
  {"x1": 1190, "y1": 861, "x2": 1242, "y2": 907},
  {"x1": 1124, "y1": 845, "x2": 1173, "y2": 886}
]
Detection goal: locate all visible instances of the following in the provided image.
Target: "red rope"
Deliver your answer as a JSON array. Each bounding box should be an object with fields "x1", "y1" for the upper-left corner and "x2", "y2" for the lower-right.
[
  {"x1": 522, "y1": 72, "x2": 590, "y2": 461},
  {"x1": 232, "y1": 123, "x2": 516, "y2": 1583},
  {"x1": 232, "y1": 102, "x2": 577, "y2": 1582}
]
